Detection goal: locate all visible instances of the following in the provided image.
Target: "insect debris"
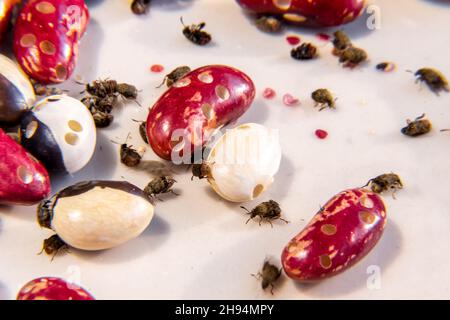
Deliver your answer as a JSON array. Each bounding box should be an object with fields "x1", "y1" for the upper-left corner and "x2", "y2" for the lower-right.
[
  {"x1": 157, "y1": 66, "x2": 191, "y2": 88},
  {"x1": 132, "y1": 119, "x2": 148, "y2": 144},
  {"x1": 401, "y1": 113, "x2": 432, "y2": 137},
  {"x1": 144, "y1": 176, "x2": 179, "y2": 200},
  {"x1": 252, "y1": 261, "x2": 282, "y2": 295},
  {"x1": 332, "y1": 30, "x2": 352, "y2": 52},
  {"x1": 131, "y1": 0, "x2": 151, "y2": 15},
  {"x1": 80, "y1": 79, "x2": 139, "y2": 128},
  {"x1": 364, "y1": 173, "x2": 404, "y2": 198},
  {"x1": 39, "y1": 234, "x2": 69, "y2": 261},
  {"x1": 311, "y1": 89, "x2": 336, "y2": 111},
  {"x1": 112, "y1": 134, "x2": 145, "y2": 167},
  {"x1": 181, "y1": 17, "x2": 212, "y2": 46},
  {"x1": 338, "y1": 46, "x2": 368, "y2": 68},
  {"x1": 191, "y1": 162, "x2": 212, "y2": 181},
  {"x1": 413, "y1": 68, "x2": 449, "y2": 95},
  {"x1": 255, "y1": 15, "x2": 283, "y2": 33},
  {"x1": 291, "y1": 43, "x2": 318, "y2": 60},
  {"x1": 331, "y1": 30, "x2": 367, "y2": 68},
  {"x1": 241, "y1": 200, "x2": 289, "y2": 227}
]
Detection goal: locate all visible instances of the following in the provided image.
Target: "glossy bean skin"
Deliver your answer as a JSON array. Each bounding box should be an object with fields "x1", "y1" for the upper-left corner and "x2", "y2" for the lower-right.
[
  {"x1": 13, "y1": 0, "x2": 89, "y2": 83},
  {"x1": 146, "y1": 65, "x2": 255, "y2": 161},
  {"x1": 282, "y1": 188, "x2": 386, "y2": 282},
  {"x1": 0, "y1": 128, "x2": 51, "y2": 205},
  {"x1": 236, "y1": 0, "x2": 366, "y2": 27},
  {"x1": 17, "y1": 277, "x2": 94, "y2": 300}
]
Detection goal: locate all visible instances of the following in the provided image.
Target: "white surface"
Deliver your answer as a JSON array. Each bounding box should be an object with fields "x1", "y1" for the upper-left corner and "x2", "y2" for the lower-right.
[{"x1": 1, "y1": 0, "x2": 450, "y2": 300}]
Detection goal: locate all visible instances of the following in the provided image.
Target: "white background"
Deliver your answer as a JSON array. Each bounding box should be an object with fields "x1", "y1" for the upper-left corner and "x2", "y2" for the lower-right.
[{"x1": 1, "y1": 0, "x2": 450, "y2": 299}]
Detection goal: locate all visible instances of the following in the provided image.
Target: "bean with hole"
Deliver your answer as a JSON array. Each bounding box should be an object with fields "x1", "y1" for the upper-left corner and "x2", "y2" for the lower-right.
[
  {"x1": 282, "y1": 188, "x2": 386, "y2": 282},
  {"x1": 19, "y1": 95, "x2": 97, "y2": 175}
]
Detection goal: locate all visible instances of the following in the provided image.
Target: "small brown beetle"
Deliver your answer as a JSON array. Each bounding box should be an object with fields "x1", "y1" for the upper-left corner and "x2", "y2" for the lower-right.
[
  {"x1": 401, "y1": 114, "x2": 432, "y2": 137},
  {"x1": 181, "y1": 17, "x2": 212, "y2": 46},
  {"x1": 241, "y1": 200, "x2": 289, "y2": 227},
  {"x1": 252, "y1": 261, "x2": 282, "y2": 295}
]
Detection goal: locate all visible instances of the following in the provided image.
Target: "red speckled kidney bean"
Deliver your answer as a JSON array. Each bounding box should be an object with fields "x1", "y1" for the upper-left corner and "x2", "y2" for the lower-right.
[
  {"x1": 282, "y1": 188, "x2": 386, "y2": 282},
  {"x1": 0, "y1": 128, "x2": 51, "y2": 205},
  {"x1": 236, "y1": 0, "x2": 366, "y2": 27},
  {"x1": 17, "y1": 277, "x2": 94, "y2": 300},
  {"x1": 146, "y1": 65, "x2": 255, "y2": 161},
  {"x1": 13, "y1": 0, "x2": 89, "y2": 84}
]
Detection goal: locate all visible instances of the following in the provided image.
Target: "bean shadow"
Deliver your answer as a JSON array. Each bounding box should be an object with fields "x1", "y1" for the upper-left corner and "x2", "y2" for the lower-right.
[
  {"x1": 267, "y1": 155, "x2": 296, "y2": 202},
  {"x1": 51, "y1": 130, "x2": 117, "y2": 192},
  {"x1": 150, "y1": 0, "x2": 197, "y2": 11},
  {"x1": 84, "y1": 0, "x2": 106, "y2": 8},
  {"x1": 73, "y1": 214, "x2": 170, "y2": 264},
  {"x1": 0, "y1": 204, "x2": 35, "y2": 222},
  {"x1": 237, "y1": 99, "x2": 270, "y2": 125},
  {"x1": 292, "y1": 221, "x2": 402, "y2": 298},
  {"x1": 422, "y1": 0, "x2": 450, "y2": 7}
]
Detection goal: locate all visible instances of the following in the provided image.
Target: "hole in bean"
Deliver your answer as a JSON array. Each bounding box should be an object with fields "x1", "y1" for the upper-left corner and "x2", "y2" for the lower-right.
[
  {"x1": 36, "y1": 1, "x2": 56, "y2": 14},
  {"x1": 360, "y1": 196, "x2": 374, "y2": 209},
  {"x1": 17, "y1": 166, "x2": 33, "y2": 184},
  {"x1": 321, "y1": 224, "x2": 337, "y2": 236},
  {"x1": 273, "y1": 0, "x2": 292, "y2": 10},
  {"x1": 201, "y1": 103, "x2": 215, "y2": 120},
  {"x1": 25, "y1": 121, "x2": 38, "y2": 139},
  {"x1": 283, "y1": 13, "x2": 307, "y2": 23},
  {"x1": 173, "y1": 78, "x2": 191, "y2": 88},
  {"x1": 64, "y1": 133, "x2": 79, "y2": 145},
  {"x1": 215, "y1": 85, "x2": 230, "y2": 101},
  {"x1": 55, "y1": 64, "x2": 67, "y2": 80},
  {"x1": 68, "y1": 120, "x2": 83, "y2": 132},
  {"x1": 319, "y1": 254, "x2": 332, "y2": 269},
  {"x1": 359, "y1": 211, "x2": 376, "y2": 224},
  {"x1": 20, "y1": 34, "x2": 36, "y2": 48},
  {"x1": 252, "y1": 184, "x2": 264, "y2": 198},
  {"x1": 39, "y1": 40, "x2": 56, "y2": 55},
  {"x1": 198, "y1": 72, "x2": 214, "y2": 84}
]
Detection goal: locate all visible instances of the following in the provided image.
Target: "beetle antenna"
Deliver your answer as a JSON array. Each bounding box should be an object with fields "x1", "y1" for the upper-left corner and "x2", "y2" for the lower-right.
[{"x1": 240, "y1": 206, "x2": 250, "y2": 213}]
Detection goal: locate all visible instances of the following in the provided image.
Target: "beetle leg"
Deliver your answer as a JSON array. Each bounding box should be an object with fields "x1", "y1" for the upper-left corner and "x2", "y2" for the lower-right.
[{"x1": 279, "y1": 217, "x2": 290, "y2": 224}]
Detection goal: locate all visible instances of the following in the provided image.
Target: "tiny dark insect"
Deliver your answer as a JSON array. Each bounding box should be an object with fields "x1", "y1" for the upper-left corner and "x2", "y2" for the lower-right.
[
  {"x1": 118, "y1": 134, "x2": 144, "y2": 167},
  {"x1": 92, "y1": 110, "x2": 114, "y2": 128},
  {"x1": 241, "y1": 200, "x2": 288, "y2": 227},
  {"x1": 401, "y1": 114, "x2": 432, "y2": 137},
  {"x1": 132, "y1": 120, "x2": 148, "y2": 144},
  {"x1": 131, "y1": 0, "x2": 151, "y2": 15},
  {"x1": 37, "y1": 198, "x2": 53, "y2": 229},
  {"x1": 338, "y1": 47, "x2": 367, "y2": 67},
  {"x1": 312, "y1": 88, "x2": 336, "y2": 111},
  {"x1": 39, "y1": 234, "x2": 68, "y2": 261},
  {"x1": 291, "y1": 43, "x2": 318, "y2": 60},
  {"x1": 144, "y1": 176, "x2": 178, "y2": 199},
  {"x1": 191, "y1": 163, "x2": 212, "y2": 180},
  {"x1": 414, "y1": 68, "x2": 449, "y2": 94},
  {"x1": 255, "y1": 15, "x2": 283, "y2": 33},
  {"x1": 82, "y1": 95, "x2": 117, "y2": 114},
  {"x1": 332, "y1": 30, "x2": 352, "y2": 52},
  {"x1": 376, "y1": 62, "x2": 396, "y2": 72},
  {"x1": 365, "y1": 173, "x2": 404, "y2": 198},
  {"x1": 181, "y1": 17, "x2": 212, "y2": 46},
  {"x1": 86, "y1": 79, "x2": 138, "y2": 100},
  {"x1": 157, "y1": 66, "x2": 191, "y2": 88},
  {"x1": 252, "y1": 261, "x2": 282, "y2": 295}
]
